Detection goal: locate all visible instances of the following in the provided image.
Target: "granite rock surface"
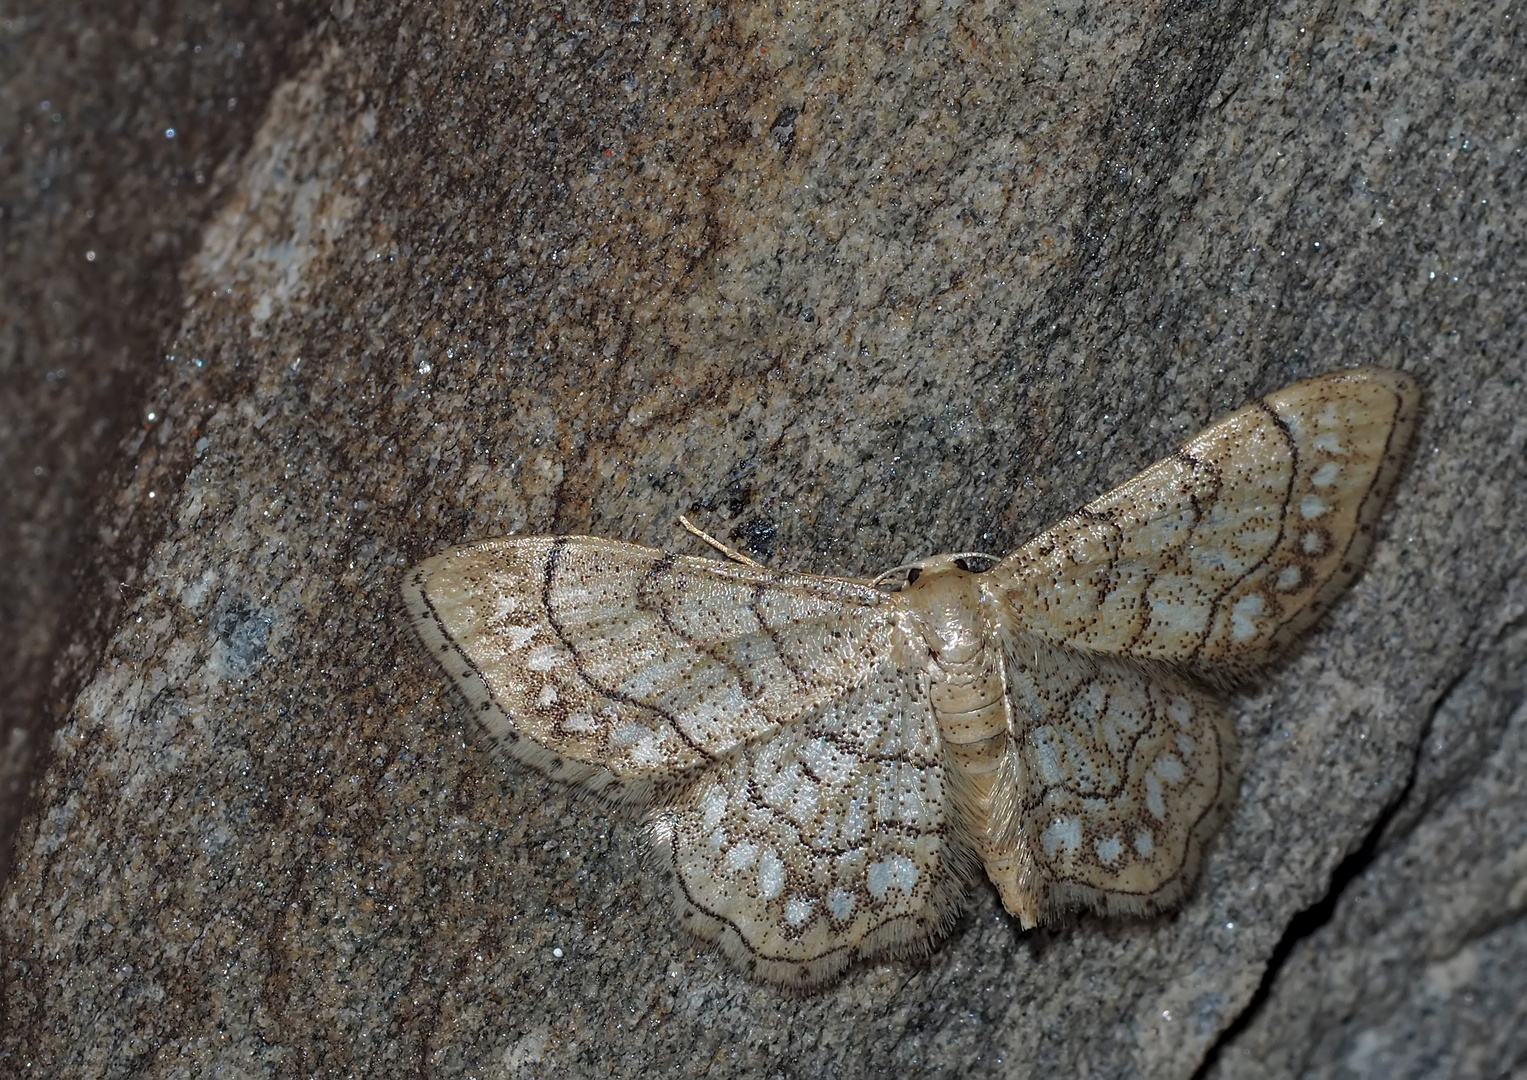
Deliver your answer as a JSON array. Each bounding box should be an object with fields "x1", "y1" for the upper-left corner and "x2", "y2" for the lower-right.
[
  {"x1": 0, "y1": 0, "x2": 317, "y2": 890},
  {"x1": 2, "y1": 0, "x2": 1523, "y2": 1076}
]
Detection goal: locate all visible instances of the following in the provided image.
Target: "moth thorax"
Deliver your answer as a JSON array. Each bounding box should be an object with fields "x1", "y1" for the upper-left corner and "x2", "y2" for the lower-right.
[{"x1": 903, "y1": 564, "x2": 988, "y2": 665}]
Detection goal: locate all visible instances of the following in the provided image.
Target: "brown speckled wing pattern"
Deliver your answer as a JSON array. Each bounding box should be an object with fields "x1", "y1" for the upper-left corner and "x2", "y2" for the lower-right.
[{"x1": 404, "y1": 367, "x2": 1419, "y2": 987}]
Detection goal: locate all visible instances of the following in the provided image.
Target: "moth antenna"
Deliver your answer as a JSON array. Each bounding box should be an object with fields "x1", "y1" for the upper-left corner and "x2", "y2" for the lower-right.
[
  {"x1": 676, "y1": 514, "x2": 768, "y2": 569},
  {"x1": 871, "y1": 564, "x2": 919, "y2": 590}
]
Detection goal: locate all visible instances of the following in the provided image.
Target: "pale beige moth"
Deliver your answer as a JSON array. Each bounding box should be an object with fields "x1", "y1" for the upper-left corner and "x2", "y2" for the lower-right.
[{"x1": 403, "y1": 367, "x2": 1419, "y2": 987}]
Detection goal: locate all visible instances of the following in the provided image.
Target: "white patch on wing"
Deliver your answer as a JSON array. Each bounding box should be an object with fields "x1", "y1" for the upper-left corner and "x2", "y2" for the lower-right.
[
  {"x1": 758, "y1": 848, "x2": 785, "y2": 900},
  {"x1": 1094, "y1": 835, "x2": 1122, "y2": 865},
  {"x1": 1041, "y1": 816, "x2": 1082, "y2": 857},
  {"x1": 525, "y1": 644, "x2": 565, "y2": 672},
  {"x1": 1276, "y1": 565, "x2": 1304, "y2": 591},
  {"x1": 499, "y1": 624, "x2": 536, "y2": 650},
  {"x1": 1231, "y1": 593, "x2": 1265, "y2": 641}
]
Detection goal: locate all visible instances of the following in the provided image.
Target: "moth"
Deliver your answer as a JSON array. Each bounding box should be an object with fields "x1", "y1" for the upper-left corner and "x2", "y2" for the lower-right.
[{"x1": 404, "y1": 368, "x2": 1418, "y2": 987}]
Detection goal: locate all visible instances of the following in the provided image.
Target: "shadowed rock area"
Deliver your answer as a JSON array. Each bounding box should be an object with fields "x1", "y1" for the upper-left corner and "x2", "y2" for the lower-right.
[{"x1": 2, "y1": 0, "x2": 1523, "y2": 1076}]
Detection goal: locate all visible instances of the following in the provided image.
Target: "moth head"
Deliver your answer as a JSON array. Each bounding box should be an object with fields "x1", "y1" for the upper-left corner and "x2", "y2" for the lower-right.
[
  {"x1": 872, "y1": 552, "x2": 1000, "y2": 592},
  {"x1": 889, "y1": 555, "x2": 1002, "y2": 665}
]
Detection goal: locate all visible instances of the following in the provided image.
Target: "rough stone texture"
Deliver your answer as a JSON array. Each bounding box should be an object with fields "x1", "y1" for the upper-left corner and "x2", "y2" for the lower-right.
[
  {"x1": 1, "y1": 0, "x2": 1522, "y2": 1077},
  {"x1": 0, "y1": 0, "x2": 320, "y2": 890}
]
